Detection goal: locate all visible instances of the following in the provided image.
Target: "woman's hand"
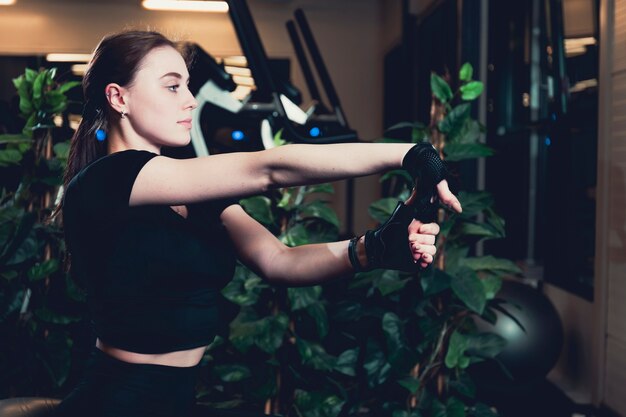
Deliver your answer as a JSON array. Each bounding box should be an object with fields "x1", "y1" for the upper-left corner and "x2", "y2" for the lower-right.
[
  {"x1": 404, "y1": 180, "x2": 462, "y2": 268},
  {"x1": 408, "y1": 220, "x2": 439, "y2": 268},
  {"x1": 405, "y1": 179, "x2": 462, "y2": 214}
]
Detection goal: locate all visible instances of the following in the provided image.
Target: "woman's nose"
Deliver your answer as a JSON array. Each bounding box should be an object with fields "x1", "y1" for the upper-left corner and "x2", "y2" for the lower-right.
[{"x1": 185, "y1": 87, "x2": 198, "y2": 110}]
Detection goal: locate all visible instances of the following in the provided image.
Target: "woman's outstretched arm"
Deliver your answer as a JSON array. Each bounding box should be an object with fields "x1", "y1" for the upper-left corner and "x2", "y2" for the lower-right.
[
  {"x1": 128, "y1": 143, "x2": 418, "y2": 207},
  {"x1": 220, "y1": 204, "x2": 438, "y2": 286}
]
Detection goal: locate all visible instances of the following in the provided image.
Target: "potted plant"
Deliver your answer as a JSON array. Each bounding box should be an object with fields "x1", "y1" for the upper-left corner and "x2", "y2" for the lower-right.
[{"x1": 0, "y1": 67, "x2": 82, "y2": 397}]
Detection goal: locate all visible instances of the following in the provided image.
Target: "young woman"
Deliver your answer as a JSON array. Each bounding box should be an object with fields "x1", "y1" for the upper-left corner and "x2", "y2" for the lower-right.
[{"x1": 52, "y1": 30, "x2": 462, "y2": 417}]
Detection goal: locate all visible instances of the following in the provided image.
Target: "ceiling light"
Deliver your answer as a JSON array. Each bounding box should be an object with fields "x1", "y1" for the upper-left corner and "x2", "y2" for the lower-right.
[
  {"x1": 0, "y1": 0, "x2": 16, "y2": 5},
  {"x1": 142, "y1": 0, "x2": 229, "y2": 13},
  {"x1": 46, "y1": 53, "x2": 92, "y2": 63},
  {"x1": 221, "y1": 56, "x2": 248, "y2": 67},
  {"x1": 71, "y1": 64, "x2": 89, "y2": 76}
]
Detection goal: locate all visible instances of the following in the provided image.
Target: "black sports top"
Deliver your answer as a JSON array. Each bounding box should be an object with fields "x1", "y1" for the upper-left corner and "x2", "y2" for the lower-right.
[{"x1": 62, "y1": 149, "x2": 238, "y2": 354}]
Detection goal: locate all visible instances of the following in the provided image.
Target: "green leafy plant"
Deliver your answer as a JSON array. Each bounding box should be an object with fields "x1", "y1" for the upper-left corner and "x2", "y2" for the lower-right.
[
  {"x1": 329, "y1": 62, "x2": 521, "y2": 417},
  {"x1": 0, "y1": 67, "x2": 81, "y2": 397}
]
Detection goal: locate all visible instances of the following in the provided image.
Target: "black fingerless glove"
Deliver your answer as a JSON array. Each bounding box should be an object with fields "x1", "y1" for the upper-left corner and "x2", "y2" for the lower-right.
[
  {"x1": 349, "y1": 201, "x2": 422, "y2": 274},
  {"x1": 402, "y1": 143, "x2": 448, "y2": 223},
  {"x1": 402, "y1": 143, "x2": 448, "y2": 190}
]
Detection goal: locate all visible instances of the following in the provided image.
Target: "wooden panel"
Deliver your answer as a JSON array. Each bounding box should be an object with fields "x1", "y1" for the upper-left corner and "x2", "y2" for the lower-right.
[
  {"x1": 605, "y1": 12, "x2": 626, "y2": 412},
  {"x1": 615, "y1": 0, "x2": 626, "y2": 73},
  {"x1": 612, "y1": 73, "x2": 626, "y2": 143},
  {"x1": 605, "y1": 339, "x2": 626, "y2": 416}
]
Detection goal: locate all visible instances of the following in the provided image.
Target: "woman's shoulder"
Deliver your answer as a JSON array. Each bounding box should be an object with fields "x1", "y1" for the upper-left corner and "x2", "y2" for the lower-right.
[
  {"x1": 65, "y1": 149, "x2": 159, "y2": 203},
  {"x1": 86, "y1": 149, "x2": 158, "y2": 174},
  {"x1": 74, "y1": 149, "x2": 158, "y2": 183}
]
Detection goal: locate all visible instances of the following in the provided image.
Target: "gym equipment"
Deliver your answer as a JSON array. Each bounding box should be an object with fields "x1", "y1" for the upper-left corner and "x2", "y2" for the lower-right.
[{"x1": 472, "y1": 280, "x2": 564, "y2": 385}]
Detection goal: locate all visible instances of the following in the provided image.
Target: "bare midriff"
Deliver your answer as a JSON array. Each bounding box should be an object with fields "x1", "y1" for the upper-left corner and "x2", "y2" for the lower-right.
[{"x1": 96, "y1": 338, "x2": 206, "y2": 368}]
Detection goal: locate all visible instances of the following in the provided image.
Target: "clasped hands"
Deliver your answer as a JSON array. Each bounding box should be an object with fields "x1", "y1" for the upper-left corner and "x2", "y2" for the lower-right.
[
  {"x1": 358, "y1": 143, "x2": 462, "y2": 273},
  {"x1": 406, "y1": 179, "x2": 462, "y2": 268}
]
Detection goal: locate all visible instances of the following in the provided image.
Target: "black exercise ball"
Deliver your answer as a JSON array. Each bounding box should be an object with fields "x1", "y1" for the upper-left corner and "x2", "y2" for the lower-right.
[{"x1": 471, "y1": 280, "x2": 564, "y2": 386}]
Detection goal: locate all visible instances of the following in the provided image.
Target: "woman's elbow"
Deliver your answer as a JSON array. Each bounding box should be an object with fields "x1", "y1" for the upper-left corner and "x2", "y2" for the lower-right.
[{"x1": 259, "y1": 246, "x2": 293, "y2": 285}]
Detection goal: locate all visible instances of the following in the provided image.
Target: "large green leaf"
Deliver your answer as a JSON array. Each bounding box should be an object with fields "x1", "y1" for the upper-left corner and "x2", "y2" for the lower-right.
[
  {"x1": 460, "y1": 81, "x2": 484, "y2": 101},
  {"x1": 443, "y1": 246, "x2": 469, "y2": 276},
  {"x1": 24, "y1": 68, "x2": 37, "y2": 83},
  {"x1": 213, "y1": 364, "x2": 252, "y2": 382},
  {"x1": 0, "y1": 134, "x2": 31, "y2": 144},
  {"x1": 364, "y1": 339, "x2": 392, "y2": 387},
  {"x1": 306, "y1": 302, "x2": 329, "y2": 338},
  {"x1": 293, "y1": 390, "x2": 345, "y2": 417},
  {"x1": 35, "y1": 306, "x2": 82, "y2": 324},
  {"x1": 445, "y1": 331, "x2": 469, "y2": 368},
  {"x1": 334, "y1": 348, "x2": 358, "y2": 376},
  {"x1": 222, "y1": 265, "x2": 267, "y2": 306},
  {"x1": 465, "y1": 332, "x2": 507, "y2": 359},
  {"x1": 480, "y1": 276, "x2": 502, "y2": 300},
  {"x1": 431, "y1": 73, "x2": 453, "y2": 103},
  {"x1": 0, "y1": 269, "x2": 19, "y2": 282},
  {"x1": 459, "y1": 222, "x2": 504, "y2": 239},
  {"x1": 288, "y1": 286, "x2": 322, "y2": 310},
  {"x1": 448, "y1": 373, "x2": 476, "y2": 399},
  {"x1": 229, "y1": 310, "x2": 289, "y2": 354},
  {"x1": 375, "y1": 270, "x2": 410, "y2": 296},
  {"x1": 4, "y1": 215, "x2": 38, "y2": 266},
  {"x1": 443, "y1": 143, "x2": 494, "y2": 162},
  {"x1": 459, "y1": 63, "x2": 473, "y2": 82},
  {"x1": 239, "y1": 196, "x2": 274, "y2": 225},
  {"x1": 53, "y1": 141, "x2": 70, "y2": 160},
  {"x1": 281, "y1": 223, "x2": 309, "y2": 246},
  {"x1": 397, "y1": 376, "x2": 421, "y2": 394},
  {"x1": 32, "y1": 70, "x2": 47, "y2": 101},
  {"x1": 420, "y1": 268, "x2": 452, "y2": 297},
  {"x1": 27, "y1": 259, "x2": 60, "y2": 282},
  {"x1": 438, "y1": 103, "x2": 471, "y2": 138},
  {"x1": 446, "y1": 396, "x2": 467, "y2": 417},
  {"x1": 369, "y1": 198, "x2": 401, "y2": 224},
  {"x1": 305, "y1": 183, "x2": 334, "y2": 195},
  {"x1": 19, "y1": 96, "x2": 33, "y2": 115},
  {"x1": 296, "y1": 338, "x2": 337, "y2": 371},
  {"x1": 0, "y1": 149, "x2": 23, "y2": 167},
  {"x1": 256, "y1": 313, "x2": 289, "y2": 353},
  {"x1": 451, "y1": 268, "x2": 486, "y2": 314},
  {"x1": 58, "y1": 81, "x2": 80, "y2": 94},
  {"x1": 299, "y1": 201, "x2": 339, "y2": 228},
  {"x1": 382, "y1": 312, "x2": 415, "y2": 369},
  {"x1": 455, "y1": 119, "x2": 484, "y2": 144},
  {"x1": 461, "y1": 256, "x2": 521, "y2": 275},
  {"x1": 45, "y1": 67, "x2": 57, "y2": 86},
  {"x1": 0, "y1": 289, "x2": 24, "y2": 322},
  {"x1": 485, "y1": 207, "x2": 506, "y2": 237},
  {"x1": 457, "y1": 192, "x2": 494, "y2": 217}
]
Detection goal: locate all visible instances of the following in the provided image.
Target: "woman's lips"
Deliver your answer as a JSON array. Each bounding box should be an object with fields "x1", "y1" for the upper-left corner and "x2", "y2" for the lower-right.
[{"x1": 177, "y1": 119, "x2": 192, "y2": 129}]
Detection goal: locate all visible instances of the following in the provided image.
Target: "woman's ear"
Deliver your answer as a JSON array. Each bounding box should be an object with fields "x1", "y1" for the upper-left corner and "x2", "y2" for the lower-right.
[{"x1": 104, "y1": 83, "x2": 127, "y2": 114}]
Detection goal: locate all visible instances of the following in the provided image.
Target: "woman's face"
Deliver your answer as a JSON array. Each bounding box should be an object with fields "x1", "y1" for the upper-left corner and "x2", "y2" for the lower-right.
[{"x1": 124, "y1": 45, "x2": 198, "y2": 148}]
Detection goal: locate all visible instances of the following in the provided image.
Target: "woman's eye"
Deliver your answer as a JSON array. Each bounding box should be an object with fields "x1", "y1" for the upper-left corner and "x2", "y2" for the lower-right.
[{"x1": 167, "y1": 85, "x2": 180, "y2": 92}]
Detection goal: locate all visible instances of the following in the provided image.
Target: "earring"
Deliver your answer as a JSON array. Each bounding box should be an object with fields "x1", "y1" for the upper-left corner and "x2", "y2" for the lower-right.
[{"x1": 120, "y1": 110, "x2": 126, "y2": 119}]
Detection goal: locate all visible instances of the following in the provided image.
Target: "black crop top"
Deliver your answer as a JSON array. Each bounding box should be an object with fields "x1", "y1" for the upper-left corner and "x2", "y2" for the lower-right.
[{"x1": 62, "y1": 149, "x2": 238, "y2": 354}]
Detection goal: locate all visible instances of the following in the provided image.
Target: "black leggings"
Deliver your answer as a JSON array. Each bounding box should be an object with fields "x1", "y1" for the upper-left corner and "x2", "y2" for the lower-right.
[{"x1": 53, "y1": 348, "x2": 270, "y2": 417}]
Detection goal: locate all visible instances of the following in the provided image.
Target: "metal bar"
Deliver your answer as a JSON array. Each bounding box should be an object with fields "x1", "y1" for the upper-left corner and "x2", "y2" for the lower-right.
[
  {"x1": 286, "y1": 20, "x2": 323, "y2": 105},
  {"x1": 294, "y1": 8, "x2": 348, "y2": 127}
]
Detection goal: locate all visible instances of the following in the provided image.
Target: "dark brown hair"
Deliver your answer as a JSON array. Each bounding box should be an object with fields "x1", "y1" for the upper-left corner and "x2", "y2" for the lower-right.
[{"x1": 50, "y1": 30, "x2": 191, "y2": 224}]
